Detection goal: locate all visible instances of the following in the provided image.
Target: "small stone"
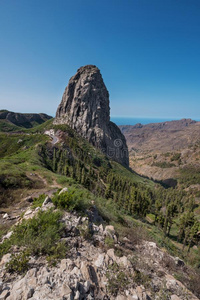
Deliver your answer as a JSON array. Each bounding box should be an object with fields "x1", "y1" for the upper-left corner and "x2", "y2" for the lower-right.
[
  {"x1": 2, "y1": 231, "x2": 13, "y2": 242},
  {"x1": 107, "y1": 248, "x2": 116, "y2": 261},
  {"x1": 99, "y1": 224, "x2": 104, "y2": 233},
  {"x1": 116, "y1": 295, "x2": 127, "y2": 300},
  {"x1": 104, "y1": 225, "x2": 115, "y2": 236},
  {"x1": 94, "y1": 254, "x2": 105, "y2": 268},
  {"x1": 24, "y1": 209, "x2": 33, "y2": 216},
  {"x1": 171, "y1": 295, "x2": 181, "y2": 300},
  {"x1": 26, "y1": 288, "x2": 34, "y2": 299},
  {"x1": 2, "y1": 213, "x2": 9, "y2": 219},
  {"x1": 119, "y1": 256, "x2": 131, "y2": 268},
  {"x1": 174, "y1": 257, "x2": 184, "y2": 267},
  {"x1": 129, "y1": 294, "x2": 139, "y2": 300},
  {"x1": 74, "y1": 290, "x2": 80, "y2": 300},
  {"x1": 59, "y1": 187, "x2": 68, "y2": 195},
  {"x1": 0, "y1": 254, "x2": 11, "y2": 268},
  {"x1": 84, "y1": 281, "x2": 91, "y2": 293},
  {"x1": 0, "y1": 289, "x2": 10, "y2": 300},
  {"x1": 42, "y1": 196, "x2": 52, "y2": 206},
  {"x1": 61, "y1": 283, "x2": 72, "y2": 297}
]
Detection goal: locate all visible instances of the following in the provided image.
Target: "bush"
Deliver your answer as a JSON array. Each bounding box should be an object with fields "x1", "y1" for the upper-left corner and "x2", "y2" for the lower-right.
[
  {"x1": 0, "y1": 209, "x2": 66, "y2": 261},
  {"x1": 31, "y1": 194, "x2": 46, "y2": 209},
  {"x1": 6, "y1": 250, "x2": 30, "y2": 274},
  {"x1": 11, "y1": 209, "x2": 65, "y2": 256},
  {"x1": 46, "y1": 241, "x2": 67, "y2": 266},
  {"x1": 105, "y1": 236, "x2": 115, "y2": 249},
  {"x1": 52, "y1": 187, "x2": 90, "y2": 212},
  {"x1": 106, "y1": 264, "x2": 129, "y2": 296},
  {"x1": 134, "y1": 269, "x2": 151, "y2": 287},
  {"x1": 152, "y1": 161, "x2": 176, "y2": 168},
  {"x1": 171, "y1": 153, "x2": 181, "y2": 161}
]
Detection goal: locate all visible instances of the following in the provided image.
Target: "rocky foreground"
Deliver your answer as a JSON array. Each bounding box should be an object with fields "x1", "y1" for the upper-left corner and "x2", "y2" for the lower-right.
[{"x1": 0, "y1": 191, "x2": 199, "y2": 300}]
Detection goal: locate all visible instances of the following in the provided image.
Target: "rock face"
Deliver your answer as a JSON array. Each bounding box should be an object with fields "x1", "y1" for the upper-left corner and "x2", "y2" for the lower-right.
[{"x1": 54, "y1": 65, "x2": 129, "y2": 167}]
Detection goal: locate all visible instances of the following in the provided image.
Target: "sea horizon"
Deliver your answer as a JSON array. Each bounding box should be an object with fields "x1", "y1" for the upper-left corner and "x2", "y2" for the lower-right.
[{"x1": 111, "y1": 116, "x2": 200, "y2": 126}]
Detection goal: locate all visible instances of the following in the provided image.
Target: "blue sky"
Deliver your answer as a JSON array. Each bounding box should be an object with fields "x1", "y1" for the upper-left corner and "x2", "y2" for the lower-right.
[{"x1": 0, "y1": 0, "x2": 199, "y2": 118}]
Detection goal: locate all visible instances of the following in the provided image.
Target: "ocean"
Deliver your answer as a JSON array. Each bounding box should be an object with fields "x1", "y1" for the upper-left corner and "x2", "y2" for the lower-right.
[{"x1": 110, "y1": 117, "x2": 198, "y2": 126}]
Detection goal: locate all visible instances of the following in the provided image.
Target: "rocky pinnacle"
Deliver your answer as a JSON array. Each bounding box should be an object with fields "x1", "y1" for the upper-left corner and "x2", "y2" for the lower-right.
[{"x1": 54, "y1": 65, "x2": 129, "y2": 167}]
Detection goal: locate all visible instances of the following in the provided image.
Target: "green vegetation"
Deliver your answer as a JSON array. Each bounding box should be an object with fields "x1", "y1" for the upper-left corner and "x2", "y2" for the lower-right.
[
  {"x1": 0, "y1": 117, "x2": 200, "y2": 288},
  {"x1": 6, "y1": 250, "x2": 30, "y2": 274},
  {"x1": 31, "y1": 194, "x2": 46, "y2": 209},
  {"x1": 52, "y1": 187, "x2": 91, "y2": 212},
  {"x1": 0, "y1": 209, "x2": 65, "y2": 260},
  {"x1": 0, "y1": 120, "x2": 22, "y2": 132},
  {"x1": 171, "y1": 152, "x2": 181, "y2": 161},
  {"x1": 152, "y1": 161, "x2": 176, "y2": 168},
  {"x1": 105, "y1": 236, "x2": 115, "y2": 248},
  {"x1": 106, "y1": 263, "x2": 129, "y2": 296},
  {"x1": 179, "y1": 166, "x2": 200, "y2": 187}
]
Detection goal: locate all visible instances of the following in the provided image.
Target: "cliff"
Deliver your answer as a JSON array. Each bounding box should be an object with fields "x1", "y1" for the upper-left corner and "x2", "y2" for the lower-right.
[{"x1": 54, "y1": 65, "x2": 129, "y2": 167}]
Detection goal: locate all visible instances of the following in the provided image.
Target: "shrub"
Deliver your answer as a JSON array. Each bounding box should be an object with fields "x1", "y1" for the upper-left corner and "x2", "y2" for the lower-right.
[
  {"x1": 31, "y1": 194, "x2": 46, "y2": 209},
  {"x1": 52, "y1": 187, "x2": 90, "y2": 212},
  {"x1": 0, "y1": 237, "x2": 12, "y2": 259},
  {"x1": 6, "y1": 250, "x2": 30, "y2": 274},
  {"x1": 171, "y1": 153, "x2": 181, "y2": 161},
  {"x1": 0, "y1": 209, "x2": 66, "y2": 261},
  {"x1": 134, "y1": 269, "x2": 151, "y2": 287},
  {"x1": 46, "y1": 241, "x2": 67, "y2": 266},
  {"x1": 11, "y1": 209, "x2": 65, "y2": 256},
  {"x1": 105, "y1": 236, "x2": 115, "y2": 249},
  {"x1": 106, "y1": 264, "x2": 129, "y2": 296}
]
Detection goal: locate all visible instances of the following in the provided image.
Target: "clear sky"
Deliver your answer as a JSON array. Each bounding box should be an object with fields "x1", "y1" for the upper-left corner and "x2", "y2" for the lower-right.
[{"x1": 0, "y1": 0, "x2": 200, "y2": 118}]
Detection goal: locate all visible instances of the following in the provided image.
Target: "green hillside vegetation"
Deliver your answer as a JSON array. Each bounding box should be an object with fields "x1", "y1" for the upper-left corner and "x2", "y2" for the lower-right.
[
  {"x1": 0, "y1": 118, "x2": 200, "y2": 282},
  {"x1": 0, "y1": 110, "x2": 52, "y2": 132},
  {"x1": 0, "y1": 119, "x2": 22, "y2": 132}
]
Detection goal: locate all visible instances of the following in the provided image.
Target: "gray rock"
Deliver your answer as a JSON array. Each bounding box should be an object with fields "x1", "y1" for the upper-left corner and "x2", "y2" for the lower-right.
[
  {"x1": 59, "y1": 187, "x2": 68, "y2": 195},
  {"x1": 83, "y1": 281, "x2": 91, "y2": 293},
  {"x1": 61, "y1": 283, "x2": 72, "y2": 297},
  {"x1": 1, "y1": 231, "x2": 13, "y2": 242},
  {"x1": 174, "y1": 257, "x2": 185, "y2": 267},
  {"x1": 2, "y1": 213, "x2": 9, "y2": 219},
  {"x1": 54, "y1": 65, "x2": 129, "y2": 167},
  {"x1": 0, "y1": 289, "x2": 10, "y2": 300},
  {"x1": 74, "y1": 290, "x2": 80, "y2": 300},
  {"x1": 42, "y1": 196, "x2": 52, "y2": 206},
  {"x1": 26, "y1": 288, "x2": 34, "y2": 299},
  {"x1": 94, "y1": 254, "x2": 105, "y2": 268}
]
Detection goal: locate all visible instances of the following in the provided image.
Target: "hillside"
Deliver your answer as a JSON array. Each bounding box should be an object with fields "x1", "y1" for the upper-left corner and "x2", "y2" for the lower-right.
[
  {"x1": 120, "y1": 119, "x2": 200, "y2": 190},
  {"x1": 0, "y1": 118, "x2": 200, "y2": 299},
  {"x1": 0, "y1": 110, "x2": 52, "y2": 131}
]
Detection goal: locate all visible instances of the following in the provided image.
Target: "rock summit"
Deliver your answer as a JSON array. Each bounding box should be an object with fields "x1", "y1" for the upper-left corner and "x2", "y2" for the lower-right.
[{"x1": 54, "y1": 65, "x2": 129, "y2": 167}]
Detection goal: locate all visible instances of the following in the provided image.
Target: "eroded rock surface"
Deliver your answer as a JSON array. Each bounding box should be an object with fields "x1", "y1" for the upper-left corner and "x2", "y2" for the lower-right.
[
  {"x1": 54, "y1": 65, "x2": 129, "y2": 167},
  {"x1": 1, "y1": 197, "x2": 199, "y2": 300}
]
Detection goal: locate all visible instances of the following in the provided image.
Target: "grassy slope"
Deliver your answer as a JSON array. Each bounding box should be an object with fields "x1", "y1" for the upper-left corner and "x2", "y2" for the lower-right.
[
  {"x1": 0, "y1": 119, "x2": 199, "y2": 267},
  {"x1": 0, "y1": 119, "x2": 200, "y2": 297},
  {"x1": 0, "y1": 118, "x2": 151, "y2": 204}
]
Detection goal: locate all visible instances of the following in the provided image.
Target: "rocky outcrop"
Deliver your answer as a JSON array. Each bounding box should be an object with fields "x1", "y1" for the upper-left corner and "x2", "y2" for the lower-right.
[
  {"x1": 0, "y1": 110, "x2": 52, "y2": 128},
  {"x1": 0, "y1": 197, "x2": 199, "y2": 300},
  {"x1": 54, "y1": 65, "x2": 129, "y2": 167}
]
